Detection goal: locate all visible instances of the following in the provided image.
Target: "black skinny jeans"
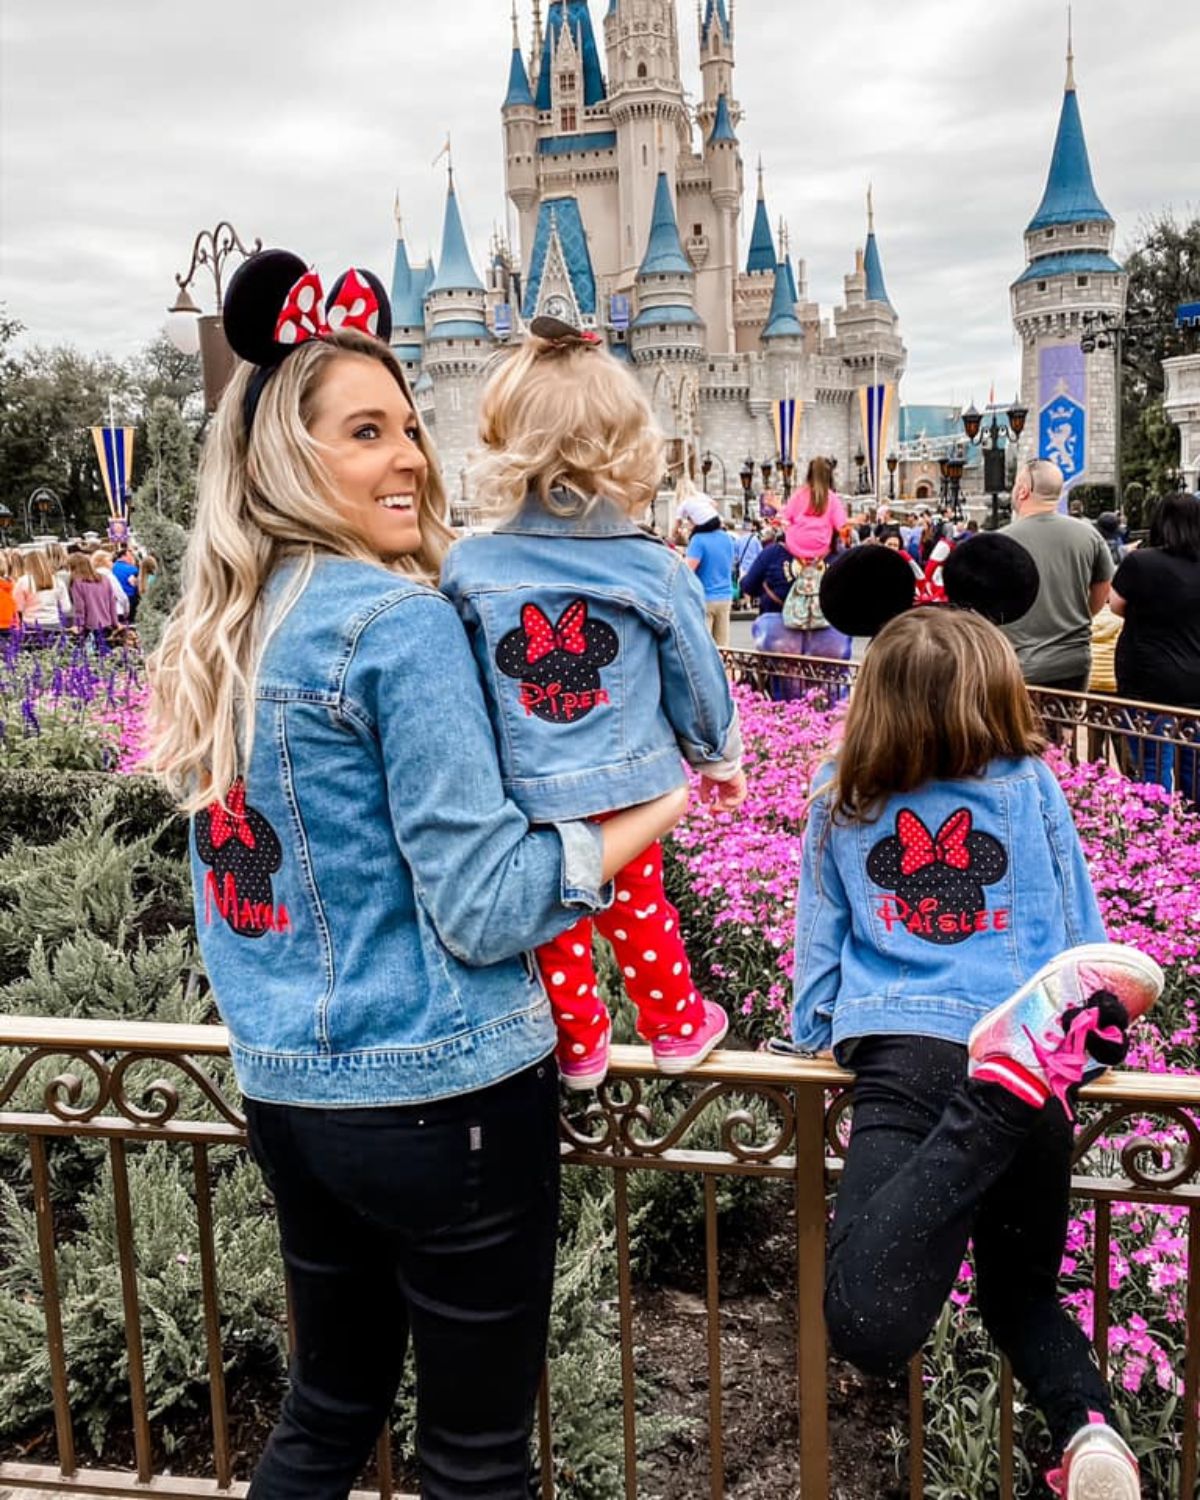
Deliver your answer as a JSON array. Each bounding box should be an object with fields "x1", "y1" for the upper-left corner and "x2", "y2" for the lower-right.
[
  {"x1": 244, "y1": 1060, "x2": 561, "y2": 1500},
  {"x1": 825, "y1": 1036, "x2": 1112, "y2": 1454}
]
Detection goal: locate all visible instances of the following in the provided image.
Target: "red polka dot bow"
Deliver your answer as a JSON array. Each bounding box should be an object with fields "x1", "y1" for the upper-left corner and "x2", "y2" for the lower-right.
[
  {"x1": 209, "y1": 779, "x2": 257, "y2": 852},
  {"x1": 274, "y1": 269, "x2": 382, "y2": 346},
  {"x1": 522, "y1": 601, "x2": 588, "y2": 664},
  {"x1": 897, "y1": 809, "x2": 971, "y2": 877}
]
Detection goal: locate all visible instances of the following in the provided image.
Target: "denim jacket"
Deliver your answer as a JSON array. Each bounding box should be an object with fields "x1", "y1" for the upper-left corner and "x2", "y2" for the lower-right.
[
  {"x1": 440, "y1": 494, "x2": 742, "y2": 822},
  {"x1": 791, "y1": 755, "x2": 1107, "y2": 1056},
  {"x1": 191, "y1": 555, "x2": 611, "y2": 1108}
]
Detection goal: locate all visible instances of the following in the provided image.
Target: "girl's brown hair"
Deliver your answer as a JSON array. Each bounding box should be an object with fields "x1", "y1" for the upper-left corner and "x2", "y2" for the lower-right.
[
  {"x1": 804, "y1": 456, "x2": 833, "y2": 517},
  {"x1": 68, "y1": 553, "x2": 99, "y2": 583},
  {"x1": 830, "y1": 608, "x2": 1045, "y2": 822},
  {"x1": 19, "y1": 550, "x2": 55, "y2": 591}
]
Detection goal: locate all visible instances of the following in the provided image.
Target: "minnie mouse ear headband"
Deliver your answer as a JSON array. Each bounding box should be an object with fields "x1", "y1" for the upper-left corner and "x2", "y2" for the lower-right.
[
  {"x1": 818, "y1": 532, "x2": 1040, "y2": 637},
  {"x1": 222, "y1": 249, "x2": 393, "y2": 433},
  {"x1": 528, "y1": 314, "x2": 603, "y2": 347}
]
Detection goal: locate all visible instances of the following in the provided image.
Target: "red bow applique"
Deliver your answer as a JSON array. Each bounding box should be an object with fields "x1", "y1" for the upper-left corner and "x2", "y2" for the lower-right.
[
  {"x1": 897, "y1": 809, "x2": 971, "y2": 877},
  {"x1": 209, "y1": 779, "x2": 256, "y2": 852},
  {"x1": 275, "y1": 269, "x2": 381, "y2": 347},
  {"x1": 523, "y1": 601, "x2": 588, "y2": 665}
]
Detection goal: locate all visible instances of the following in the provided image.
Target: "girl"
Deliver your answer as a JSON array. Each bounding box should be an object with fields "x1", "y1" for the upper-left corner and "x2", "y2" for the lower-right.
[
  {"x1": 441, "y1": 317, "x2": 746, "y2": 1091},
  {"x1": 148, "y1": 251, "x2": 684, "y2": 1500},
  {"x1": 67, "y1": 552, "x2": 120, "y2": 639},
  {"x1": 779, "y1": 455, "x2": 846, "y2": 566},
  {"x1": 0, "y1": 550, "x2": 18, "y2": 636},
  {"x1": 791, "y1": 541, "x2": 1162, "y2": 1500},
  {"x1": 13, "y1": 548, "x2": 69, "y2": 632}
]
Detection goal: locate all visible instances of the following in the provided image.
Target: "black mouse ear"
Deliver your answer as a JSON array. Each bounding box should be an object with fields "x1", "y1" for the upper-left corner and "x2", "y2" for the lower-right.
[
  {"x1": 943, "y1": 533, "x2": 1040, "y2": 625},
  {"x1": 325, "y1": 267, "x2": 393, "y2": 344},
  {"x1": 818, "y1": 547, "x2": 918, "y2": 637},
  {"x1": 222, "y1": 249, "x2": 310, "y2": 366}
]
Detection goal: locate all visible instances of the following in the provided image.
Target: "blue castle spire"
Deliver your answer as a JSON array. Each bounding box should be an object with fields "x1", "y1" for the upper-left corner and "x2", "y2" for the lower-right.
[
  {"x1": 428, "y1": 172, "x2": 484, "y2": 294},
  {"x1": 863, "y1": 186, "x2": 892, "y2": 309},
  {"x1": 638, "y1": 173, "x2": 693, "y2": 276},
  {"x1": 762, "y1": 260, "x2": 802, "y2": 339},
  {"x1": 746, "y1": 162, "x2": 775, "y2": 273},
  {"x1": 505, "y1": 38, "x2": 534, "y2": 107},
  {"x1": 1027, "y1": 43, "x2": 1111, "y2": 231},
  {"x1": 536, "y1": 1, "x2": 606, "y2": 110},
  {"x1": 708, "y1": 93, "x2": 737, "y2": 145},
  {"x1": 701, "y1": 0, "x2": 730, "y2": 41}
]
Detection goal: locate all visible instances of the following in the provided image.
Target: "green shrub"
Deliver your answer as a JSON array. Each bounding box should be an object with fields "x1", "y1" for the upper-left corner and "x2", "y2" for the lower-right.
[{"x1": 0, "y1": 769, "x2": 182, "y2": 853}]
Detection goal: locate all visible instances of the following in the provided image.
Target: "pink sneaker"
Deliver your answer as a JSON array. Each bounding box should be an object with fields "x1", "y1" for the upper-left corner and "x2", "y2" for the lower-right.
[
  {"x1": 968, "y1": 943, "x2": 1163, "y2": 1117},
  {"x1": 1047, "y1": 1414, "x2": 1140, "y2": 1498},
  {"x1": 651, "y1": 1000, "x2": 729, "y2": 1076},
  {"x1": 558, "y1": 1026, "x2": 611, "y2": 1092}
]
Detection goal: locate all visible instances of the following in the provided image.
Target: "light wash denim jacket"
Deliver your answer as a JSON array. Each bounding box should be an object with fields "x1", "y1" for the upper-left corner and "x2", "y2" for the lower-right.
[
  {"x1": 440, "y1": 494, "x2": 742, "y2": 822},
  {"x1": 791, "y1": 755, "x2": 1107, "y2": 1057},
  {"x1": 191, "y1": 555, "x2": 611, "y2": 1107}
]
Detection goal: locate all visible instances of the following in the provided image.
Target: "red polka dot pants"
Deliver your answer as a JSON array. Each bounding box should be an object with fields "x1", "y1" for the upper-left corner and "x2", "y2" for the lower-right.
[{"x1": 534, "y1": 839, "x2": 706, "y2": 1058}]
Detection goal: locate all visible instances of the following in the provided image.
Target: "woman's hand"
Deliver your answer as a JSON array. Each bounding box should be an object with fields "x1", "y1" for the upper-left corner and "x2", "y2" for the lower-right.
[
  {"x1": 599, "y1": 787, "x2": 689, "y2": 881},
  {"x1": 700, "y1": 769, "x2": 748, "y2": 809}
]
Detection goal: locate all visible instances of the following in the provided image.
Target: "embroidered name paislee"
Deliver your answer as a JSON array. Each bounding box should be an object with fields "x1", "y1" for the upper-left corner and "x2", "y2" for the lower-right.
[
  {"x1": 875, "y1": 895, "x2": 1011, "y2": 938},
  {"x1": 204, "y1": 870, "x2": 291, "y2": 935}
]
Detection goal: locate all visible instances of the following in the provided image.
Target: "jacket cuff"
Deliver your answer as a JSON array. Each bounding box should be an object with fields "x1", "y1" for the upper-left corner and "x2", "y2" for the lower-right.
[
  {"x1": 679, "y1": 705, "x2": 744, "y2": 781},
  {"x1": 554, "y1": 818, "x2": 614, "y2": 910}
]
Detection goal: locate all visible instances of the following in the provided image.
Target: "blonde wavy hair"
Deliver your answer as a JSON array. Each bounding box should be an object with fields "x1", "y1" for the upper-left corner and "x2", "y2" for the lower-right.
[
  {"x1": 147, "y1": 329, "x2": 452, "y2": 813},
  {"x1": 471, "y1": 335, "x2": 663, "y2": 519}
]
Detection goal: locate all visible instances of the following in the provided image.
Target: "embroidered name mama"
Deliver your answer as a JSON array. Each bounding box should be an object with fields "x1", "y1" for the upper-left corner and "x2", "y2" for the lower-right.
[
  {"x1": 204, "y1": 870, "x2": 291, "y2": 935},
  {"x1": 518, "y1": 679, "x2": 611, "y2": 721},
  {"x1": 876, "y1": 895, "x2": 1010, "y2": 937}
]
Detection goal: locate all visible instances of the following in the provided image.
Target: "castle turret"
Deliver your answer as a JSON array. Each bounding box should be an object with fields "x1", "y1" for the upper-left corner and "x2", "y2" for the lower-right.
[
  {"x1": 761, "y1": 259, "x2": 803, "y2": 344},
  {"x1": 606, "y1": 0, "x2": 686, "y2": 287},
  {"x1": 387, "y1": 203, "x2": 427, "y2": 379},
  {"x1": 631, "y1": 171, "x2": 705, "y2": 364},
  {"x1": 502, "y1": 4, "x2": 539, "y2": 268},
  {"x1": 696, "y1": 0, "x2": 735, "y2": 141},
  {"x1": 1011, "y1": 30, "x2": 1126, "y2": 492},
  {"x1": 698, "y1": 92, "x2": 740, "y2": 352}
]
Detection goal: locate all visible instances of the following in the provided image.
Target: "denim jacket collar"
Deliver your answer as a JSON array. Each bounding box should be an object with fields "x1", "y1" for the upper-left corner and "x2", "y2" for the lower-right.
[{"x1": 493, "y1": 491, "x2": 653, "y2": 540}]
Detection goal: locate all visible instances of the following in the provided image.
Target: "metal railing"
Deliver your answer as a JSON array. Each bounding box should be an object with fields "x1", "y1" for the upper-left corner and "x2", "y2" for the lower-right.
[
  {"x1": 0, "y1": 1017, "x2": 1196, "y2": 1498},
  {"x1": 720, "y1": 649, "x2": 1200, "y2": 792}
]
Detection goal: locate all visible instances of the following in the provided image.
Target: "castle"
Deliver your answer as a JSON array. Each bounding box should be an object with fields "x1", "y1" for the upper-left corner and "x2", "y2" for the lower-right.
[{"x1": 386, "y1": 0, "x2": 906, "y2": 515}]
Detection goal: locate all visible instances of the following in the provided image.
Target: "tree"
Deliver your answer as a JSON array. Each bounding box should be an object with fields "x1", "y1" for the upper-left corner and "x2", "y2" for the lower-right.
[
  {"x1": 129, "y1": 398, "x2": 198, "y2": 649},
  {"x1": 1119, "y1": 211, "x2": 1200, "y2": 499}
]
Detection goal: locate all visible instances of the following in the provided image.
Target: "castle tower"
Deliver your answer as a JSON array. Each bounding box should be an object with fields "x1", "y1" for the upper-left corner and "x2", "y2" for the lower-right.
[
  {"x1": 502, "y1": 4, "x2": 539, "y2": 267},
  {"x1": 734, "y1": 161, "x2": 777, "y2": 351},
  {"x1": 605, "y1": 0, "x2": 687, "y2": 289},
  {"x1": 699, "y1": 91, "x2": 740, "y2": 352},
  {"x1": 631, "y1": 170, "x2": 705, "y2": 363},
  {"x1": 696, "y1": 0, "x2": 734, "y2": 140},
  {"x1": 387, "y1": 202, "x2": 428, "y2": 381},
  {"x1": 1011, "y1": 31, "x2": 1126, "y2": 493}
]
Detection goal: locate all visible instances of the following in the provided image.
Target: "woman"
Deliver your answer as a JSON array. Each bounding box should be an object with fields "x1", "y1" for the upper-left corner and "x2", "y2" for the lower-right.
[
  {"x1": 68, "y1": 552, "x2": 120, "y2": 640},
  {"x1": 779, "y1": 456, "x2": 846, "y2": 565},
  {"x1": 1110, "y1": 492, "x2": 1200, "y2": 806},
  {"x1": 13, "y1": 548, "x2": 69, "y2": 633},
  {"x1": 148, "y1": 250, "x2": 683, "y2": 1500}
]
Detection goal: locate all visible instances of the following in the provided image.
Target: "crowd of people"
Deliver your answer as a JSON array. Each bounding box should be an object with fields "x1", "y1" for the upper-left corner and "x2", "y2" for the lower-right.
[{"x1": 0, "y1": 537, "x2": 156, "y2": 644}]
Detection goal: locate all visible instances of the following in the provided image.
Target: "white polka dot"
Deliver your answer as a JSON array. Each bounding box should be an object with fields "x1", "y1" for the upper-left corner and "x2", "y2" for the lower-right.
[
  {"x1": 278, "y1": 322, "x2": 299, "y2": 344},
  {"x1": 297, "y1": 285, "x2": 316, "y2": 311},
  {"x1": 562, "y1": 1011, "x2": 575, "y2": 1021},
  {"x1": 617, "y1": 890, "x2": 630, "y2": 903},
  {"x1": 650, "y1": 989, "x2": 663, "y2": 1000},
  {"x1": 551, "y1": 971, "x2": 565, "y2": 986},
  {"x1": 664, "y1": 920, "x2": 674, "y2": 932},
  {"x1": 572, "y1": 944, "x2": 586, "y2": 957},
  {"x1": 572, "y1": 1043, "x2": 586, "y2": 1056},
  {"x1": 642, "y1": 950, "x2": 657, "y2": 962},
  {"x1": 577, "y1": 984, "x2": 589, "y2": 996},
  {"x1": 592, "y1": 985, "x2": 599, "y2": 996},
  {"x1": 676, "y1": 998, "x2": 688, "y2": 1011},
  {"x1": 643, "y1": 863, "x2": 654, "y2": 877},
  {"x1": 689, "y1": 992, "x2": 696, "y2": 1002},
  {"x1": 592, "y1": 1013, "x2": 604, "y2": 1025},
  {"x1": 645, "y1": 904, "x2": 658, "y2": 917},
  {"x1": 623, "y1": 965, "x2": 637, "y2": 979},
  {"x1": 326, "y1": 303, "x2": 347, "y2": 328},
  {"x1": 349, "y1": 297, "x2": 367, "y2": 317},
  {"x1": 680, "y1": 1023, "x2": 695, "y2": 1037},
  {"x1": 672, "y1": 962, "x2": 683, "y2": 975},
  {"x1": 614, "y1": 928, "x2": 627, "y2": 941}
]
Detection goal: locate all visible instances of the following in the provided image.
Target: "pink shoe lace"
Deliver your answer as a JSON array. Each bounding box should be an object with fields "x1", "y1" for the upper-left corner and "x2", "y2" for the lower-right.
[{"x1": 1023, "y1": 1008, "x2": 1123, "y2": 1121}]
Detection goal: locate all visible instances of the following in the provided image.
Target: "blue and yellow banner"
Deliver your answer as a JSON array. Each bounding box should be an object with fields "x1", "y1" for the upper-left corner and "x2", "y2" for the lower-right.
[
  {"x1": 857, "y1": 383, "x2": 896, "y2": 491},
  {"x1": 91, "y1": 424, "x2": 135, "y2": 520},
  {"x1": 772, "y1": 397, "x2": 802, "y2": 467}
]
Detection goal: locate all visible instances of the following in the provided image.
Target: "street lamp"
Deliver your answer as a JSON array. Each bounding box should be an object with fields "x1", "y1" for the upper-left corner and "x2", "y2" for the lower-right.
[
  {"x1": 780, "y1": 459, "x2": 795, "y2": 497},
  {"x1": 700, "y1": 453, "x2": 712, "y2": 492},
  {"x1": 166, "y1": 222, "x2": 262, "y2": 412},
  {"x1": 943, "y1": 448, "x2": 966, "y2": 521},
  {"x1": 854, "y1": 446, "x2": 867, "y2": 495},
  {"x1": 25, "y1": 486, "x2": 63, "y2": 540},
  {"x1": 760, "y1": 458, "x2": 773, "y2": 494},
  {"x1": 739, "y1": 457, "x2": 755, "y2": 519},
  {"x1": 886, "y1": 451, "x2": 898, "y2": 503},
  {"x1": 1080, "y1": 311, "x2": 1176, "y2": 509},
  {"x1": 0, "y1": 505, "x2": 12, "y2": 535},
  {"x1": 960, "y1": 399, "x2": 1028, "y2": 530}
]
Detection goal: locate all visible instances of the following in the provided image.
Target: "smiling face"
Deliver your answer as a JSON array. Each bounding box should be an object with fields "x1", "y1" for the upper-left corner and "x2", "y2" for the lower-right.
[{"x1": 307, "y1": 353, "x2": 428, "y2": 560}]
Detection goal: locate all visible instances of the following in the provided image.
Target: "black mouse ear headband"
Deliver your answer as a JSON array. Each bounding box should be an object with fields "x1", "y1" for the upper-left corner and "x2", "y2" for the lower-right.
[
  {"x1": 818, "y1": 532, "x2": 1041, "y2": 637},
  {"x1": 222, "y1": 249, "x2": 394, "y2": 432},
  {"x1": 528, "y1": 314, "x2": 604, "y2": 349}
]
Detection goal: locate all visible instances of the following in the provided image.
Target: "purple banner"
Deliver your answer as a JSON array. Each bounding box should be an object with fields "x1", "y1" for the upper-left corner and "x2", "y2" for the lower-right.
[{"x1": 1038, "y1": 345, "x2": 1087, "y2": 507}]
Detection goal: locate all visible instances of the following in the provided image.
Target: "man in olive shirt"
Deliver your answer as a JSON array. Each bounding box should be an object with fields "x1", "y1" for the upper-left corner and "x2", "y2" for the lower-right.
[{"x1": 1001, "y1": 460, "x2": 1114, "y2": 689}]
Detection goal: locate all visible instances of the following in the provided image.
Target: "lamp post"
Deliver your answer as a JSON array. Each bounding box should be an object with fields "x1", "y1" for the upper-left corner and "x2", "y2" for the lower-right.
[
  {"x1": 854, "y1": 446, "x2": 867, "y2": 495},
  {"x1": 886, "y1": 452, "x2": 898, "y2": 503},
  {"x1": 739, "y1": 457, "x2": 755, "y2": 520},
  {"x1": 25, "y1": 486, "x2": 63, "y2": 540},
  {"x1": 0, "y1": 505, "x2": 12, "y2": 540},
  {"x1": 166, "y1": 222, "x2": 262, "y2": 412},
  {"x1": 1079, "y1": 312, "x2": 1179, "y2": 510},
  {"x1": 780, "y1": 458, "x2": 795, "y2": 498},
  {"x1": 943, "y1": 448, "x2": 967, "y2": 521},
  {"x1": 700, "y1": 453, "x2": 712, "y2": 493},
  {"x1": 960, "y1": 399, "x2": 1028, "y2": 530}
]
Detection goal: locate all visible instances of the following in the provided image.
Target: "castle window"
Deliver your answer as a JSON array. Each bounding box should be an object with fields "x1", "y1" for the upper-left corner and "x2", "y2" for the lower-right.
[
  {"x1": 1075, "y1": 223, "x2": 1087, "y2": 234},
  {"x1": 1076, "y1": 276, "x2": 1090, "y2": 288},
  {"x1": 560, "y1": 106, "x2": 577, "y2": 130},
  {"x1": 1045, "y1": 229, "x2": 1056, "y2": 240},
  {"x1": 1036, "y1": 280, "x2": 1047, "y2": 292},
  {"x1": 637, "y1": 61, "x2": 647, "y2": 78},
  {"x1": 558, "y1": 72, "x2": 574, "y2": 93},
  {"x1": 642, "y1": 143, "x2": 648, "y2": 166},
  {"x1": 693, "y1": 223, "x2": 702, "y2": 236}
]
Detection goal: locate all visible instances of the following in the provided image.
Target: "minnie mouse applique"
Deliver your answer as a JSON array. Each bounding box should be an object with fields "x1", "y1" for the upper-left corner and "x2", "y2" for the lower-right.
[
  {"x1": 496, "y1": 599, "x2": 618, "y2": 723},
  {"x1": 867, "y1": 808, "x2": 1010, "y2": 945},
  {"x1": 195, "y1": 780, "x2": 290, "y2": 939}
]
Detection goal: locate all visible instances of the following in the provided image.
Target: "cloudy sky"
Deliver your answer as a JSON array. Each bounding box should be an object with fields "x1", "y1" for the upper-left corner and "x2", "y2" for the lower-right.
[{"x1": 1, "y1": 0, "x2": 1196, "y2": 403}]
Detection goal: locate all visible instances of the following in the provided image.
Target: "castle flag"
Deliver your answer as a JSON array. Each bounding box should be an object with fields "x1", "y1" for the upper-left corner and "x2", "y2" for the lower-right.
[
  {"x1": 91, "y1": 423, "x2": 135, "y2": 521},
  {"x1": 857, "y1": 383, "x2": 895, "y2": 490},
  {"x1": 772, "y1": 398, "x2": 801, "y2": 468}
]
